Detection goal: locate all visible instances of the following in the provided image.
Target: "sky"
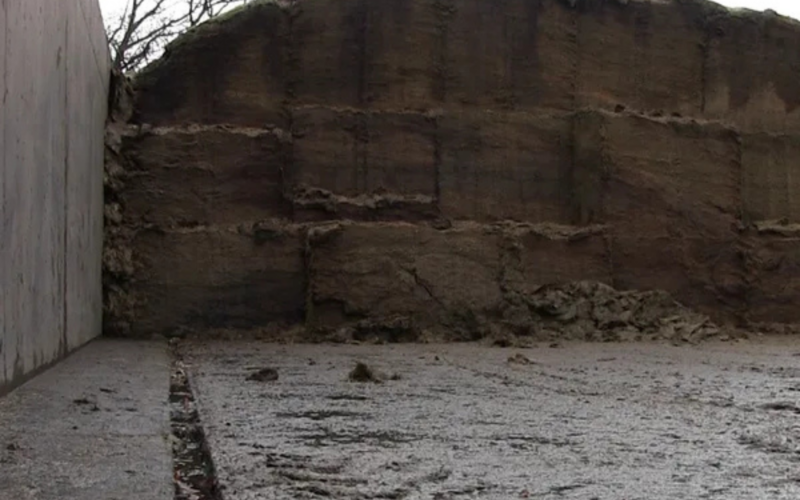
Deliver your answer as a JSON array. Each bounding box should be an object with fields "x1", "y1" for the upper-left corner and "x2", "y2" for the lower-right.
[
  {"x1": 714, "y1": 0, "x2": 800, "y2": 20},
  {"x1": 98, "y1": 0, "x2": 800, "y2": 23}
]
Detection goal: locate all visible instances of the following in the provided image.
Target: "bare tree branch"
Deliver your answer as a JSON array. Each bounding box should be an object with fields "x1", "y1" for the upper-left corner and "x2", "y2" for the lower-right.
[{"x1": 105, "y1": 0, "x2": 250, "y2": 74}]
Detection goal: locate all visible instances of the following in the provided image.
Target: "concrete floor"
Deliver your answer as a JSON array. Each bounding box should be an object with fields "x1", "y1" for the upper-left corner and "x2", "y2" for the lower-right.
[
  {"x1": 0, "y1": 340, "x2": 172, "y2": 500},
  {"x1": 4, "y1": 337, "x2": 800, "y2": 499},
  {"x1": 185, "y1": 338, "x2": 800, "y2": 500}
]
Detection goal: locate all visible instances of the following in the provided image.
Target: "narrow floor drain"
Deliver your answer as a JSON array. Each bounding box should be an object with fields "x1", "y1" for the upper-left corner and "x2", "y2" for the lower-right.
[{"x1": 170, "y1": 344, "x2": 222, "y2": 500}]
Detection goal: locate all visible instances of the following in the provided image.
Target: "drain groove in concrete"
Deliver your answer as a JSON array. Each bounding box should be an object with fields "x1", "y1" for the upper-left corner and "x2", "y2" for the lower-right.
[{"x1": 170, "y1": 343, "x2": 223, "y2": 500}]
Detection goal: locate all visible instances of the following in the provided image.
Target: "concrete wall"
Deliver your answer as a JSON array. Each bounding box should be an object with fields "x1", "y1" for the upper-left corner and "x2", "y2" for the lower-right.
[{"x1": 0, "y1": 0, "x2": 110, "y2": 395}]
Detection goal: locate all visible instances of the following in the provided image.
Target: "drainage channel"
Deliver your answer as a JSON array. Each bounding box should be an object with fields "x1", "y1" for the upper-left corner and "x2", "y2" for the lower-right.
[{"x1": 169, "y1": 342, "x2": 223, "y2": 500}]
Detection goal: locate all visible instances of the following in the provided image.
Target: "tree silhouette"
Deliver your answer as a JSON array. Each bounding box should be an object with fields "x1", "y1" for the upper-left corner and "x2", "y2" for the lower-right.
[{"x1": 106, "y1": 0, "x2": 250, "y2": 73}]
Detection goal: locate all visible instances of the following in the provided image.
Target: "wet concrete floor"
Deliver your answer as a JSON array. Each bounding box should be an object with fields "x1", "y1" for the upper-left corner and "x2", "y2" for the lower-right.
[
  {"x1": 184, "y1": 338, "x2": 800, "y2": 499},
  {"x1": 0, "y1": 339, "x2": 173, "y2": 500}
]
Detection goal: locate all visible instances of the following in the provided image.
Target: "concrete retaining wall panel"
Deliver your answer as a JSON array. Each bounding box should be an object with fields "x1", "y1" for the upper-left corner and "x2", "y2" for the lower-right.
[
  {"x1": 2, "y1": 0, "x2": 65, "y2": 387},
  {"x1": 0, "y1": 0, "x2": 5, "y2": 388},
  {"x1": 66, "y1": 1, "x2": 106, "y2": 350},
  {"x1": 0, "y1": 0, "x2": 109, "y2": 394}
]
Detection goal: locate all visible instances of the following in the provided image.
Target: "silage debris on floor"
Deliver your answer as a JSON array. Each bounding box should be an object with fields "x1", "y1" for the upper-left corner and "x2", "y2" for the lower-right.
[{"x1": 501, "y1": 281, "x2": 727, "y2": 343}]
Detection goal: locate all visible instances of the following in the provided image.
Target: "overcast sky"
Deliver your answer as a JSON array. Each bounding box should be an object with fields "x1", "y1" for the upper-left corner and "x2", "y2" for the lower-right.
[
  {"x1": 713, "y1": 0, "x2": 800, "y2": 19},
  {"x1": 98, "y1": 0, "x2": 800, "y2": 23}
]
